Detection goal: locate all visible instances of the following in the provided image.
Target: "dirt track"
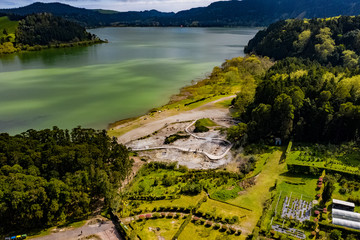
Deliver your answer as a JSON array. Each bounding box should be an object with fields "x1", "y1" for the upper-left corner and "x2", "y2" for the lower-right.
[
  {"x1": 116, "y1": 95, "x2": 235, "y2": 144},
  {"x1": 30, "y1": 220, "x2": 122, "y2": 240}
]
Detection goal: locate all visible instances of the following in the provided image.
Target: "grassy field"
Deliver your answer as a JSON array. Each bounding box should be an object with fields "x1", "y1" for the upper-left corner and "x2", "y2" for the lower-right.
[
  {"x1": 0, "y1": 16, "x2": 18, "y2": 41},
  {"x1": 196, "y1": 118, "x2": 217, "y2": 127},
  {"x1": 198, "y1": 199, "x2": 249, "y2": 222},
  {"x1": 131, "y1": 218, "x2": 185, "y2": 240},
  {"x1": 226, "y1": 150, "x2": 285, "y2": 237},
  {"x1": 215, "y1": 98, "x2": 233, "y2": 108},
  {"x1": 178, "y1": 222, "x2": 239, "y2": 240},
  {"x1": 278, "y1": 173, "x2": 318, "y2": 198}
]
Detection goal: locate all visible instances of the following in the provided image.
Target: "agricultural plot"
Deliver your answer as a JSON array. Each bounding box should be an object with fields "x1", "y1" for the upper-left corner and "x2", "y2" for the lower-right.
[
  {"x1": 280, "y1": 196, "x2": 312, "y2": 222},
  {"x1": 287, "y1": 143, "x2": 360, "y2": 174},
  {"x1": 271, "y1": 224, "x2": 306, "y2": 239}
]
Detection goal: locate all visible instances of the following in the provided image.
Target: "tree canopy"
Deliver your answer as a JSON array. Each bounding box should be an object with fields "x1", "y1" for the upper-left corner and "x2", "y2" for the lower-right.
[
  {"x1": 0, "y1": 127, "x2": 132, "y2": 234},
  {"x1": 245, "y1": 16, "x2": 360, "y2": 66}
]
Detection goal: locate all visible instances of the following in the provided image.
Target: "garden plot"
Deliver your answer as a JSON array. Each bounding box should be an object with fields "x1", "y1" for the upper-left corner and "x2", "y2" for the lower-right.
[
  {"x1": 271, "y1": 224, "x2": 306, "y2": 239},
  {"x1": 281, "y1": 195, "x2": 312, "y2": 222}
]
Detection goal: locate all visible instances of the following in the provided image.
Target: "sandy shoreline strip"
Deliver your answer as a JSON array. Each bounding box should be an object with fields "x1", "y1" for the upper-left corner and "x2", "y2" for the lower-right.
[{"x1": 109, "y1": 95, "x2": 236, "y2": 144}]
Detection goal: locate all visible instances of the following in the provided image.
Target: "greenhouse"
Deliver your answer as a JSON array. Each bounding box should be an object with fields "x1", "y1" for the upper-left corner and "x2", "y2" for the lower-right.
[
  {"x1": 332, "y1": 208, "x2": 360, "y2": 222},
  {"x1": 332, "y1": 217, "x2": 360, "y2": 230}
]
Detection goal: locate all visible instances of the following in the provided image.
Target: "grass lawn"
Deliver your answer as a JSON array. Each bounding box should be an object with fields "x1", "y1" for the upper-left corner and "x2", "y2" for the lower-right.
[
  {"x1": 333, "y1": 182, "x2": 360, "y2": 212},
  {"x1": 0, "y1": 16, "x2": 18, "y2": 41},
  {"x1": 132, "y1": 218, "x2": 184, "y2": 240},
  {"x1": 196, "y1": 118, "x2": 218, "y2": 127},
  {"x1": 227, "y1": 150, "x2": 285, "y2": 238},
  {"x1": 245, "y1": 149, "x2": 278, "y2": 179},
  {"x1": 215, "y1": 98, "x2": 233, "y2": 108},
  {"x1": 198, "y1": 199, "x2": 249, "y2": 222},
  {"x1": 178, "y1": 222, "x2": 239, "y2": 240},
  {"x1": 278, "y1": 173, "x2": 318, "y2": 199}
]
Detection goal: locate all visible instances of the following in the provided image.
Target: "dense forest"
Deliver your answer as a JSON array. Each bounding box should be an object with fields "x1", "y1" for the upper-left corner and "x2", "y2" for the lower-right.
[
  {"x1": 17, "y1": 13, "x2": 98, "y2": 46},
  {"x1": 0, "y1": 127, "x2": 132, "y2": 234},
  {"x1": 245, "y1": 16, "x2": 360, "y2": 66},
  {"x1": 2, "y1": 0, "x2": 360, "y2": 27},
  {"x1": 230, "y1": 16, "x2": 360, "y2": 145}
]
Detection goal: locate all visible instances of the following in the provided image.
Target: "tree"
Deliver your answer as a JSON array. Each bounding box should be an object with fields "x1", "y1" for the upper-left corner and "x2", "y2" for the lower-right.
[
  {"x1": 322, "y1": 176, "x2": 336, "y2": 203},
  {"x1": 227, "y1": 123, "x2": 247, "y2": 146},
  {"x1": 293, "y1": 29, "x2": 311, "y2": 53},
  {"x1": 273, "y1": 94, "x2": 295, "y2": 139},
  {"x1": 342, "y1": 50, "x2": 359, "y2": 68},
  {"x1": 346, "y1": 234, "x2": 357, "y2": 240},
  {"x1": 329, "y1": 229, "x2": 343, "y2": 240},
  {"x1": 315, "y1": 27, "x2": 335, "y2": 62}
]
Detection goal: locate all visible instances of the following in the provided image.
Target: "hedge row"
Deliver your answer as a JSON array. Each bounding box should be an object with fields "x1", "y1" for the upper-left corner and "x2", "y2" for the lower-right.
[{"x1": 287, "y1": 164, "x2": 360, "y2": 180}]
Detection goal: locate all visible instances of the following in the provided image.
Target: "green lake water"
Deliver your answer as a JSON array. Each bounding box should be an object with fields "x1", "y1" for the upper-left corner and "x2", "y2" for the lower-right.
[{"x1": 0, "y1": 27, "x2": 258, "y2": 134}]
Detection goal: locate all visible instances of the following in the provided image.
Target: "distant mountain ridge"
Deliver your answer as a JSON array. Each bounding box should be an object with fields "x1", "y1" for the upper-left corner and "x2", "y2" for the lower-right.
[{"x1": 1, "y1": 0, "x2": 360, "y2": 27}]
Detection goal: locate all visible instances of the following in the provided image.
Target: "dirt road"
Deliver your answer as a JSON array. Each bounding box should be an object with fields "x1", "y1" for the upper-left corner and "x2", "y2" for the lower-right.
[
  {"x1": 30, "y1": 220, "x2": 122, "y2": 240},
  {"x1": 117, "y1": 95, "x2": 235, "y2": 144}
]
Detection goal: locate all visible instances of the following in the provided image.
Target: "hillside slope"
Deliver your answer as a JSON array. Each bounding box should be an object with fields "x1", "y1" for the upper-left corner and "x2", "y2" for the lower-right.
[
  {"x1": 245, "y1": 16, "x2": 360, "y2": 65},
  {"x1": 2, "y1": 0, "x2": 360, "y2": 27}
]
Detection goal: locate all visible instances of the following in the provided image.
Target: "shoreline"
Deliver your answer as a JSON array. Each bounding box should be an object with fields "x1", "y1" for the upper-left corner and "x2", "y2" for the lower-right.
[
  {"x1": 0, "y1": 39, "x2": 107, "y2": 55},
  {"x1": 108, "y1": 94, "x2": 236, "y2": 143}
]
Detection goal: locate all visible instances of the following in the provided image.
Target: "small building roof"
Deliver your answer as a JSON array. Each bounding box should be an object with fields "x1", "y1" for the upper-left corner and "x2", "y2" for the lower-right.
[
  {"x1": 333, "y1": 208, "x2": 360, "y2": 222},
  {"x1": 333, "y1": 217, "x2": 360, "y2": 230},
  {"x1": 333, "y1": 199, "x2": 355, "y2": 208}
]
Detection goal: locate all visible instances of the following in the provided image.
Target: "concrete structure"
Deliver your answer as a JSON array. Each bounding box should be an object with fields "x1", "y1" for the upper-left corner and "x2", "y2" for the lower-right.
[{"x1": 332, "y1": 199, "x2": 355, "y2": 212}]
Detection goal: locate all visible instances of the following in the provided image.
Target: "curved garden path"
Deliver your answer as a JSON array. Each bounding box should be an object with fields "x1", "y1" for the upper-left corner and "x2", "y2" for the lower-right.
[{"x1": 130, "y1": 119, "x2": 233, "y2": 160}]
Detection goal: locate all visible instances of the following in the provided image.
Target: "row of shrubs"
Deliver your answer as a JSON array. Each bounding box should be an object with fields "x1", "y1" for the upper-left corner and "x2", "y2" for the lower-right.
[
  {"x1": 134, "y1": 212, "x2": 242, "y2": 236},
  {"x1": 130, "y1": 206, "x2": 240, "y2": 225},
  {"x1": 131, "y1": 206, "x2": 193, "y2": 215},
  {"x1": 194, "y1": 210, "x2": 240, "y2": 224},
  {"x1": 126, "y1": 194, "x2": 180, "y2": 201},
  {"x1": 191, "y1": 217, "x2": 242, "y2": 235},
  {"x1": 137, "y1": 212, "x2": 185, "y2": 221}
]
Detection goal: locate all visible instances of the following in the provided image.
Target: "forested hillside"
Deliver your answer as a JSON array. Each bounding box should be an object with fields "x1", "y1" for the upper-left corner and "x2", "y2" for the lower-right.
[
  {"x1": 2, "y1": 0, "x2": 360, "y2": 27},
  {"x1": 245, "y1": 16, "x2": 360, "y2": 66},
  {"x1": 17, "y1": 13, "x2": 98, "y2": 45},
  {"x1": 0, "y1": 13, "x2": 103, "y2": 54},
  {"x1": 230, "y1": 16, "x2": 360, "y2": 146},
  {"x1": 0, "y1": 127, "x2": 132, "y2": 234}
]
